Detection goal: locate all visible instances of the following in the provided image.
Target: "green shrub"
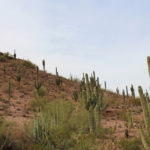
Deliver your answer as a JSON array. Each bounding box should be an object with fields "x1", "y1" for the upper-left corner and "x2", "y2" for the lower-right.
[
  {"x1": 22, "y1": 60, "x2": 36, "y2": 69},
  {"x1": 33, "y1": 100, "x2": 74, "y2": 150},
  {"x1": 30, "y1": 86, "x2": 48, "y2": 111},
  {"x1": 36, "y1": 86, "x2": 47, "y2": 97},
  {"x1": 31, "y1": 100, "x2": 98, "y2": 150},
  {"x1": 119, "y1": 138, "x2": 142, "y2": 150},
  {"x1": 0, "y1": 119, "x2": 15, "y2": 150},
  {"x1": 0, "y1": 55, "x2": 7, "y2": 62}
]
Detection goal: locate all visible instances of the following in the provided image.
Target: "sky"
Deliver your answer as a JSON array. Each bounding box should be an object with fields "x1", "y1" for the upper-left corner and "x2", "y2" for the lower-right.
[{"x1": 0, "y1": 0, "x2": 150, "y2": 95}]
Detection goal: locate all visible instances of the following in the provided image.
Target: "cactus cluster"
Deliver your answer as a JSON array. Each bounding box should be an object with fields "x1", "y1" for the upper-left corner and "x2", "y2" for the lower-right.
[{"x1": 82, "y1": 72, "x2": 108, "y2": 134}]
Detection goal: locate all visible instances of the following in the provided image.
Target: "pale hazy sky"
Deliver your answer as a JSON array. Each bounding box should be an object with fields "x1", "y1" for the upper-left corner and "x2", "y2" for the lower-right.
[{"x1": 0, "y1": 0, "x2": 150, "y2": 95}]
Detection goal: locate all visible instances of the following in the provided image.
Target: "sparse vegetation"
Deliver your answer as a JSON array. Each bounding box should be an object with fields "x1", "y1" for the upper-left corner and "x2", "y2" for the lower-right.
[{"x1": 22, "y1": 59, "x2": 36, "y2": 69}]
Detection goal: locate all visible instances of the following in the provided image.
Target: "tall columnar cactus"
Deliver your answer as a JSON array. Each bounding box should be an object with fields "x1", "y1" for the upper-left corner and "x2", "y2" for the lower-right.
[
  {"x1": 83, "y1": 73, "x2": 107, "y2": 134},
  {"x1": 83, "y1": 74, "x2": 96, "y2": 134},
  {"x1": 116, "y1": 87, "x2": 119, "y2": 95},
  {"x1": 138, "y1": 86, "x2": 150, "y2": 149},
  {"x1": 145, "y1": 90, "x2": 150, "y2": 102},
  {"x1": 56, "y1": 67, "x2": 59, "y2": 76},
  {"x1": 42, "y1": 59, "x2": 45, "y2": 71},
  {"x1": 79, "y1": 74, "x2": 86, "y2": 98},
  {"x1": 122, "y1": 89, "x2": 125, "y2": 103},
  {"x1": 126, "y1": 86, "x2": 129, "y2": 97},
  {"x1": 95, "y1": 89, "x2": 107, "y2": 132},
  {"x1": 35, "y1": 66, "x2": 41, "y2": 92},
  {"x1": 147, "y1": 56, "x2": 150, "y2": 77},
  {"x1": 130, "y1": 84, "x2": 135, "y2": 99},
  {"x1": 104, "y1": 81, "x2": 107, "y2": 91},
  {"x1": 8, "y1": 78, "x2": 11, "y2": 100},
  {"x1": 14, "y1": 49, "x2": 16, "y2": 59},
  {"x1": 55, "y1": 67, "x2": 62, "y2": 87}
]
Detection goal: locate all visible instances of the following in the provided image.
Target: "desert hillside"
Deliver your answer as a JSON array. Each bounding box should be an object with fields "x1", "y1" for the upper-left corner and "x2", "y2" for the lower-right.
[{"x1": 0, "y1": 52, "x2": 144, "y2": 150}]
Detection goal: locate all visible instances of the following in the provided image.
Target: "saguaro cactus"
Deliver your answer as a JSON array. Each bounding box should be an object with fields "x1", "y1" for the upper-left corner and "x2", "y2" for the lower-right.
[
  {"x1": 122, "y1": 89, "x2": 125, "y2": 103},
  {"x1": 35, "y1": 67, "x2": 41, "y2": 92},
  {"x1": 126, "y1": 86, "x2": 129, "y2": 97},
  {"x1": 138, "y1": 86, "x2": 150, "y2": 149},
  {"x1": 145, "y1": 90, "x2": 150, "y2": 102},
  {"x1": 147, "y1": 56, "x2": 150, "y2": 77},
  {"x1": 14, "y1": 49, "x2": 16, "y2": 59},
  {"x1": 56, "y1": 67, "x2": 59, "y2": 76},
  {"x1": 116, "y1": 87, "x2": 119, "y2": 95},
  {"x1": 130, "y1": 84, "x2": 135, "y2": 99},
  {"x1": 104, "y1": 81, "x2": 107, "y2": 91},
  {"x1": 55, "y1": 67, "x2": 62, "y2": 87},
  {"x1": 42, "y1": 59, "x2": 45, "y2": 71}
]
